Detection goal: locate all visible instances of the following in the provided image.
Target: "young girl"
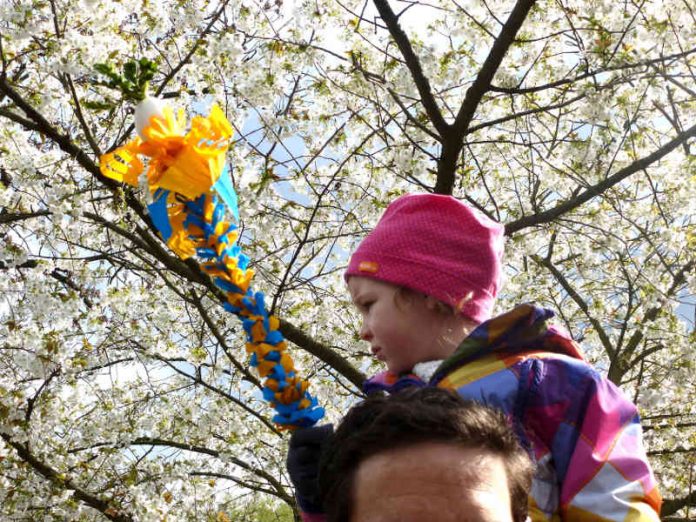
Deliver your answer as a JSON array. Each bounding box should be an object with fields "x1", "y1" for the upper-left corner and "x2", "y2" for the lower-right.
[{"x1": 288, "y1": 193, "x2": 661, "y2": 521}]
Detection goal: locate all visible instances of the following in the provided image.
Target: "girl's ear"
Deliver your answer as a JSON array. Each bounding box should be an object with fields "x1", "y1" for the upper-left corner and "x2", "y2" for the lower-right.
[{"x1": 424, "y1": 295, "x2": 439, "y2": 311}]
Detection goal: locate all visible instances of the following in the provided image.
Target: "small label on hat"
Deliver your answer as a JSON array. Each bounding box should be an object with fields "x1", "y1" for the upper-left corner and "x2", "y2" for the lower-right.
[{"x1": 358, "y1": 261, "x2": 379, "y2": 274}]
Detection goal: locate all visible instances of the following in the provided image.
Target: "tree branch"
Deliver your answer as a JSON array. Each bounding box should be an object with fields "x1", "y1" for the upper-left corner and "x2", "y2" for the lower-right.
[
  {"x1": 129, "y1": 437, "x2": 292, "y2": 504},
  {"x1": 452, "y1": 0, "x2": 536, "y2": 135},
  {"x1": 437, "y1": 0, "x2": 537, "y2": 194},
  {"x1": 0, "y1": 210, "x2": 51, "y2": 225},
  {"x1": 372, "y1": 0, "x2": 449, "y2": 135},
  {"x1": 146, "y1": 351, "x2": 281, "y2": 435},
  {"x1": 505, "y1": 121, "x2": 696, "y2": 234},
  {"x1": 662, "y1": 490, "x2": 696, "y2": 517},
  {"x1": 1, "y1": 433, "x2": 133, "y2": 521},
  {"x1": 64, "y1": 73, "x2": 101, "y2": 156},
  {"x1": 189, "y1": 471, "x2": 291, "y2": 504},
  {"x1": 531, "y1": 254, "x2": 616, "y2": 361},
  {"x1": 613, "y1": 259, "x2": 695, "y2": 380},
  {"x1": 466, "y1": 92, "x2": 585, "y2": 134},
  {"x1": 189, "y1": 293, "x2": 263, "y2": 390},
  {"x1": 489, "y1": 46, "x2": 696, "y2": 94},
  {"x1": 647, "y1": 447, "x2": 695, "y2": 456},
  {"x1": 280, "y1": 317, "x2": 365, "y2": 389}
]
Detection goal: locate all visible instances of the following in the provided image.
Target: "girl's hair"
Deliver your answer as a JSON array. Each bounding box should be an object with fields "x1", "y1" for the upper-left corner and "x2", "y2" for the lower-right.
[
  {"x1": 393, "y1": 286, "x2": 455, "y2": 315},
  {"x1": 393, "y1": 286, "x2": 478, "y2": 348}
]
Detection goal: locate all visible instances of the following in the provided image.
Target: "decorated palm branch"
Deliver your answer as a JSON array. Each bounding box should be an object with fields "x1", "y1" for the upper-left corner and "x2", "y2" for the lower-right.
[{"x1": 97, "y1": 59, "x2": 324, "y2": 429}]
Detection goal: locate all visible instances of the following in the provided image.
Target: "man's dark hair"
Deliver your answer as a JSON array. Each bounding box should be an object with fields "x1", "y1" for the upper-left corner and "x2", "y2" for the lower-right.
[{"x1": 319, "y1": 387, "x2": 534, "y2": 522}]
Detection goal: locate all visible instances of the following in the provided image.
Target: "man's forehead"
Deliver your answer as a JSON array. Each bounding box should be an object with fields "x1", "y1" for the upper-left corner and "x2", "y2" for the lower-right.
[{"x1": 351, "y1": 441, "x2": 512, "y2": 522}]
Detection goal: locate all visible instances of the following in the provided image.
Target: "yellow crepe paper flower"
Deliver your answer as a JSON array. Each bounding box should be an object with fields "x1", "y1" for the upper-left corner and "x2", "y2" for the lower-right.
[
  {"x1": 100, "y1": 101, "x2": 232, "y2": 200},
  {"x1": 99, "y1": 138, "x2": 144, "y2": 186}
]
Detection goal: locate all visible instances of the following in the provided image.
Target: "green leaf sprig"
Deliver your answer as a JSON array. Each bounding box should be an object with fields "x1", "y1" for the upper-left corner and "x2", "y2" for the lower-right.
[{"x1": 93, "y1": 58, "x2": 158, "y2": 102}]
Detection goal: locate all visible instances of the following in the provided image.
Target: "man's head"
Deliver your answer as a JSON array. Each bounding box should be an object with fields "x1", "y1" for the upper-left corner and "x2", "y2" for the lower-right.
[{"x1": 319, "y1": 387, "x2": 533, "y2": 522}]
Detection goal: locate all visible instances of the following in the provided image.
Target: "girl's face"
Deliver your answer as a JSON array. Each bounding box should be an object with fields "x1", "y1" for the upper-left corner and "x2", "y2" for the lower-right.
[{"x1": 348, "y1": 276, "x2": 455, "y2": 374}]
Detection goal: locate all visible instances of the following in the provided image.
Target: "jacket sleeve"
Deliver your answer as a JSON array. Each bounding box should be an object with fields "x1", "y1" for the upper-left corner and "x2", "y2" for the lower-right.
[{"x1": 525, "y1": 356, "x2": 661, "y2": 521}]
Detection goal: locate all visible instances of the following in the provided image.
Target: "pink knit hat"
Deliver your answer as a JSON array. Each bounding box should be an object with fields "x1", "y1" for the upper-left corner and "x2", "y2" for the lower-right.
[{"x1": 345, "y1": 194, "x2": 505, "y2": 324}]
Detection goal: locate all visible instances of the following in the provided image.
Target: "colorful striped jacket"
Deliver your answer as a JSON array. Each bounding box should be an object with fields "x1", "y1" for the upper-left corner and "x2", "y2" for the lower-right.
[{"x1": 364, "y1": 304, "x2": 661, "y2": 521}]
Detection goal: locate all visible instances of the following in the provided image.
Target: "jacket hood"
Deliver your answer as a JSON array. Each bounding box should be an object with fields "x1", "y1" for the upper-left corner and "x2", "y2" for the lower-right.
[{"x1": 432, "y1": 303, "x2": 584, "y2": 382}]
